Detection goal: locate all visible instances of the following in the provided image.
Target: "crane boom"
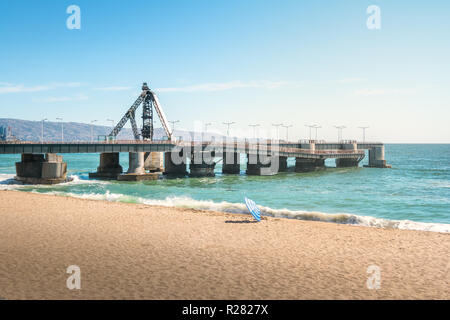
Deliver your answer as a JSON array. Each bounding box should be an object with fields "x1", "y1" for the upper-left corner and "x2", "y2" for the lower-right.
[
  {"x1": 109, "y1": 94, "x2": 144, "y2": 138},
  {"x1": 150, "y1": 91, "x2": 172, "y2": 140},
  {"x1": 108, "y1": 82, "x2": 172, "y2": 141}
]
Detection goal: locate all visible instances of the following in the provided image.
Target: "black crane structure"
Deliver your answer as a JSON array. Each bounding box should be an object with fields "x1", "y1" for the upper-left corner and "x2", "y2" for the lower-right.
[{"x1": 109, "y1": 82, "x2": 172, "y2": 141}]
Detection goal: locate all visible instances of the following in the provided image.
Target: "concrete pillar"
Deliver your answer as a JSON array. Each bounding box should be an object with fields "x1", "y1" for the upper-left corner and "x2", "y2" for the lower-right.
[
  {"x1": 335, "y1": 158, "x2": 359, "y2": 168},
  {"x1": 189, "y1": 151, "x2": 216, "y2": 177},
  {"x1": 144, "y1": 152, "x2": 163, "y2": 172},
  {"x1": 222, "y1": 152, "x2": 240, "y2": 174},
  {"x1": 366, "y1": 146, "x2": 390, "y2": 168},
  {"x1": 246, "y1": 153, "x2": 277, "y2": 176},
  {"x1": 164, "y1": 149, "x2": 187, "y2": 175},
  {"x1": 127, "y1": 152, "x2": 145, "y2": 174},
  {"x1": 342, "y1": 142, "x2": 357, "y2": 151},
  {"x1": 295, "y1": 158, "x2": 325, "y2": 172},
  {"x1": 279, "y1": 156, "x2": 288, "y2": 172},
  {"x1": 15, "y1": 153, "x2": 69, "y2": 184},
  {"x1": 89, "y1": 153, "x2": 123, "y2": 179},
  {"x1": 300, "y1": 142, "x2": 316, "y2": 152}
]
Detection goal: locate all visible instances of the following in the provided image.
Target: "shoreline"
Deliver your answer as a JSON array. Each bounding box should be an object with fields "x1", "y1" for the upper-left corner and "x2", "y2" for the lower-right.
[
  {"x1": 2, "y1": 176, "x2": 450, "y2": 233},
  {"x1": 0, "y1": 190, "x2": 449, "y2": 299}
]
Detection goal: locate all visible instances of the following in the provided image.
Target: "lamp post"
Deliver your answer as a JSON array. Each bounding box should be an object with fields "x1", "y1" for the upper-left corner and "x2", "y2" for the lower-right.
[
  {"x1": 169, "y1": 120, "x2": 180, "y2": 136},
  {"x1": 282, "y1": 124, "x2": 293, "y2": 141},
  {"x1": 90, "y1": 120, "x2": 98, "y2": 142},
  {"x1": 107, "y1": 119, "x2": 115, "y2": 131},
  {"x1": 56, "y1": 118, "x2": 64, "y2": 142},
  {"x1": 313, "y1": 125, "x2": 321, "y2": 141},
  {"x1": 358, "y1": 126, "x2": 369, "y2": 142},
  {"x1": 304, "y1": 124, "x2": 315, "y2": 141},
  {"x1": 248, "y1": 124, "x2": 260, "y2": 139},
  {"x1": 203, "y1": 122, "x2": 212, "y2": 142},
  {"x1": 41, "y1": 118, "x2": 47, "y2": 142},
  {"x1": 272, "y1": 123, "x2": 283, "y2": 140},
  {"x1": 223, "y1": 122, "x2": 235, "y2": 137},
  {"x1": 334, "y1": 125, "x2": 346, "y2": 142}
]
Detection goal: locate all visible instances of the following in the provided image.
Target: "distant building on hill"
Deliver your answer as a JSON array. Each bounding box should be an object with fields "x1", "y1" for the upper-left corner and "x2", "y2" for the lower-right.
[{"x1": 0, "y1": 126, "x2": 7, "y2": 141}]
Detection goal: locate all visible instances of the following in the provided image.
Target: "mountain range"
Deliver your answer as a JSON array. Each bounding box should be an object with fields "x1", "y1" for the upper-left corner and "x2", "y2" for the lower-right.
[{"x1": 0, "y1": 118, "x2": 224, "y2": 142}]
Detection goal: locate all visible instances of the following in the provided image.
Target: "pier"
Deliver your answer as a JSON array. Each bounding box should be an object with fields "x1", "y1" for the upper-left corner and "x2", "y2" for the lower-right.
[
  {"x1": 0, "y1": 82, "x2": 390, "y2": 184},
  {"x1": 0, "y1": 139, "x2": 390, "y2": 184}
]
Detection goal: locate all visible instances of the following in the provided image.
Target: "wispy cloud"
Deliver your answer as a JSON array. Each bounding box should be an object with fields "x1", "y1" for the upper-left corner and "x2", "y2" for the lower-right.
[
  {"x1": 354, "y1": 88, "x2": 415, "y2": 96},
  {"x1": 33, "y1": 94, "x2": 88, "y2": 103},
  {"x1": 0, "y1": 82, "x2": 86, "y2": 94},
  {"x1": 94, "y1": 86, "x2": 133, "y2": 92},
  {"x1": 156, "y1": 80, "x2": 302, "y2": 93},
  {"x1": 338, "y1": 78, "x2": 366, "y2": 84}
]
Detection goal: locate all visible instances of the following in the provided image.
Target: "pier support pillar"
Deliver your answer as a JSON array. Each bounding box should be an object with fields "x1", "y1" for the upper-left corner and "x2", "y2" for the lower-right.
[
  {"x1": 126, "y1": 152, "x2": 145, "y2": 174},
  {"x1": 222, "y1": 152, "x2": 240, "y2": 174},
  {"x1": 118, "y1": 152, "x2": 160, "y2": 181},
  {"x1": 15, "y1": 153, "x2": 69, "y2": 184},
  {"x1": 89, "y1": 152, "x2": 123, "y2": 179},
  {"x1": 335, "y1": 158, "x2": 359, "y2": 168},
  {"x1": 295, "y1": 158, "x2": 325, "y2": 172},
  {"x1": 246, "y1": 153, "x2": 278, "y2": 176},
  {"x1": 144, "y1": 152, "x2": 163, "y2": 172},
  {"x1": 164, "y1": 149, "x2": 187, "y2": 175},
  {"x1": 365, "y1": 146, "x2": 391, "y2": 168},
  {"x1": 278, "y1": 156, "x2": 288, "y2": 172},
  {"x1": 189, "y1": 151, "x2": 216, "y2": 177}
]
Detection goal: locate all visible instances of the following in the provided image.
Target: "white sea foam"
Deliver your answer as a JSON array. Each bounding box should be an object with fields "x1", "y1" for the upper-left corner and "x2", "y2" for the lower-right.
[
  {"x1": 1, "y1": 174, "x2": 449, "y2": 233},
  {"x1": 29, "y1": 189, "x2": 450, "y2": 234}
]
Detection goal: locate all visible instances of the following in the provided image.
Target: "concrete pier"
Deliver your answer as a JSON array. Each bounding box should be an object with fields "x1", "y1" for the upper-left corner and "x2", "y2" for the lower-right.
[
  {"x1": 126, "y1": 152, "x2": 145, "y2": 174},
  {"x1": 335, "y1": 158, "x2": 359, "y2": 168},
  {"x1": 189, "y1": 151, "x2": 216, "y2": 177},
  {"x1": 144, "y1": 152, "x2": 163, "y2": 172},
  {"x1": 222, "y1": 152, "x2": 240, "y2": 174},
  {"x1": 15, "y1": 153, "x2": 69, "y2": 184},
  {"x1": 279, "y1": 156, "x2": 288, "y2": 172},
  {"x1": 89, "y1": 153, "x2": 123, "y2": 179},
  {"x1": 246, "y1": 153, "x2": 277, "y2": 176},
  {"x1": 365, "y1": 146, "x2": 391, "y2": 168},
  {"x1": 295, "y1": 158, "x2": 325, "y2": 172},
  {"x1": 118, "y1": 152, "x2": 160, "y2": 181},
  {"x1": 164, "y1": 149, "x2": 187, "y2": 175}
]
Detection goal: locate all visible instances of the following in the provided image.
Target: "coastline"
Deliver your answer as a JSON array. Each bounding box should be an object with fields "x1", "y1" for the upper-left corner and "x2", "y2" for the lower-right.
[{"x1": 0, "y1": 190, "x2": 449, "y2": 299}]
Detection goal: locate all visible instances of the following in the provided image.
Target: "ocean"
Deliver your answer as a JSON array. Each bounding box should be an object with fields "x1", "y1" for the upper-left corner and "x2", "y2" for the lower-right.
[{"x1": 1, "y1": 144, "x2": 449, "y2": 233}]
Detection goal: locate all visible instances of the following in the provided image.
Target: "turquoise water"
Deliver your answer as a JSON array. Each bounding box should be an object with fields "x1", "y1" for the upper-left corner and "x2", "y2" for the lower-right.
[{"x1": 1, "y1": 144, "x2": 449, "y2": 232}]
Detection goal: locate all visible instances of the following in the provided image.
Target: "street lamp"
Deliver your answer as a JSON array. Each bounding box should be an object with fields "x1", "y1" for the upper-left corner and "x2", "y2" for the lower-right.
[
  {"x1": 203, "y1": 122, "x2": 212, "y2": 142},
  {"x1": 358, "y1": 126, "x2": 369, "y2": 142},
  {"x1": 223, "y1": 122, "x2": 235, "y2": 137},
  {"x1": 248, "y1": 124, "x2": 260, "y2": 139},
  {"x1": 272, "y1": 123, "x2": 283, "y2": 140},
  {"x1": 41, "y1": 118, "x2": 47, "y2": 142},
  {"x1": 90, "y1": 120, "x2": 98, "y2": 142},
  {"x1": 169, "y1": 120, "x2": 180, "y2": 135},
  {"x1": 313, "y1": 125, "x2": 321, "y2": 141},
  {"x1": 56, "y1": 118, "x2": 64, "y2": 142},
  {"x1": 304, "y1": 124, "x2": 315, "y2": 141},
  {"x1": 334, "y1": 125, "x2": 346, "y2": 142},
  {"x1": 281, "y1": 124, "x2": 293, "y2": 141},
  {"x1": 204, "y1": 122, "x2": 212, "y2": 133},
  {"x1": 107, "y1": 119, "x2": 115, "y2": 130}
]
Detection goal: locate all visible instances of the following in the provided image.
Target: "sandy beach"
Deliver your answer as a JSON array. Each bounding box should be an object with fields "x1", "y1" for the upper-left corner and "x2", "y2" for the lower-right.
[{"x1": 0, "y1": 190, "x2": 448, "y2": 300}]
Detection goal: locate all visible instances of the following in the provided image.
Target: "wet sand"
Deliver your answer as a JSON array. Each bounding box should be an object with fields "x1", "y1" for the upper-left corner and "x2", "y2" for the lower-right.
[{"x1": 0, "y1": 190, "x2": 448, "y2": 299}]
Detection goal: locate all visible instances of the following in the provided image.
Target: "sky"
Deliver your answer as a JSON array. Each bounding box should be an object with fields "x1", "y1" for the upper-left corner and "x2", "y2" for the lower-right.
[{"x1": 0, "y1": 0, "x2": 449, "y2": 143}]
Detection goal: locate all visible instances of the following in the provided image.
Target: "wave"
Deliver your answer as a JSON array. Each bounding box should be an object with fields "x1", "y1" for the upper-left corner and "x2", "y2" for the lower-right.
[
  {"x1": 0, "y1": 173, "x2": 108, "y2": 190},
  {"x1": 25, "y1": 189, "x2": 450, "y2": 234},
  {"x1": 1, "y1": 173, "x2": 449, "y2": 233}
]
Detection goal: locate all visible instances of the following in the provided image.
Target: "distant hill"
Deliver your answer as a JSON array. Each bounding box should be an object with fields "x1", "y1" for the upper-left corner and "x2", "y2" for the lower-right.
[{"x1": 0, "y1": 118, "x2": 225, "y2": 142}]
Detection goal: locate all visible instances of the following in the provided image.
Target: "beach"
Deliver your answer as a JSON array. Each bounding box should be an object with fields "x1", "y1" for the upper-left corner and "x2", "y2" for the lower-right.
[{"x1": 0, "y1": 190, "x2": 448, "y2": 300}]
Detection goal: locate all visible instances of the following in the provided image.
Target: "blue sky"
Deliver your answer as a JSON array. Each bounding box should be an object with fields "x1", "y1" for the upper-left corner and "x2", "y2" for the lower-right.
[{"x1": 0, "y1": 0, "x2": 449, "y2": 142}]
